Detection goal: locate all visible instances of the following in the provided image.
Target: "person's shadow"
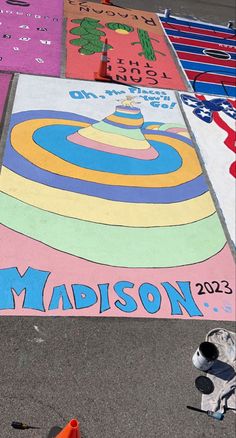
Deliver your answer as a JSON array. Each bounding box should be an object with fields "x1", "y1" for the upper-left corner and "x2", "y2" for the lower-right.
[{"x1": 47, "y1": 426, "x2": 62, "y2": 438}]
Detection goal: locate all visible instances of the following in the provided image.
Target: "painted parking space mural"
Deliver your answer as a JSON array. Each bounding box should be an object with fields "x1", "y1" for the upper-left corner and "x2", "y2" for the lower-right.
[
  {"x1": 160, "y1": 15, "x2": 236, "y2": 97},
  {"x1": 0, "y1": 73, "x2": 11, "y2": 121},
  {"x1": 65, "y1": 1, "x2": 188, "y2": 90},
  {"x1": 180, "y1": 92, "x2": 236, "y2": 244},
  {"x1": 0, "y1": 75, "x2": 235, "y2": 319},
  {"x1": 0, "y1": 0, "x2": 63, "y2": 76}
]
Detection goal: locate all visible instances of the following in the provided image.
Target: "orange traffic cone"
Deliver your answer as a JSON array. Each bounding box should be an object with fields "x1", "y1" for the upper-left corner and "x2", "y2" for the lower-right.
[
  {"x1": 56, "y1": 419, "x2": 81, "y2": 438},
  {"x1": 94, "y1": 38, "x2": 112, "y2": 82}
]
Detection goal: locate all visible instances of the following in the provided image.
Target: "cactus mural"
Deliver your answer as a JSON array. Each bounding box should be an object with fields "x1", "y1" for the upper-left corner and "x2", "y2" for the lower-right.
[
  {"x1": 70, "y1": 17, "x2": 113, "y2": 55},
  {"x1": 66, "y1": 9, "x2": 188, "y2": 89},
  {"x1": 132, "y1": 29, "x2": 166, "y2": 61}
]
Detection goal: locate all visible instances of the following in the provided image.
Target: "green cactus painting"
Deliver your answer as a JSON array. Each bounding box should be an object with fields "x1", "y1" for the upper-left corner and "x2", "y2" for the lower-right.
[
  {"x1": 69, "y1": 18, "x2": 113, "y2": 55},
  {"x1": 131, "y1": 29, "x2": 166, "y2": 61}
]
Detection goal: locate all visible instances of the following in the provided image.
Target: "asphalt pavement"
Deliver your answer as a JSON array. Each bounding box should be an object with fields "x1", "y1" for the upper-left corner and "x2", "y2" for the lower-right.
[{"x1": 0, "y1": 318, "x2": 235, "y2": 438}]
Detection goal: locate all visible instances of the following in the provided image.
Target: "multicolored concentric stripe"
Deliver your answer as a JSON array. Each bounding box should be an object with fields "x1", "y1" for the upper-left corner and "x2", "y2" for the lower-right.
[
  {"x1": 160, "y1": 16, "x2": 236, "y2": 97},
  {"x1": 0, "y1": 107, "x2": 226, "y2": 267}
]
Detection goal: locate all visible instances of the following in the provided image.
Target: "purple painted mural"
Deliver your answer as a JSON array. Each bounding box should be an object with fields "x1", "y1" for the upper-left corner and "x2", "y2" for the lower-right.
[{"x1": 0, "y1": 0, "x2": 63, "y2": 76}]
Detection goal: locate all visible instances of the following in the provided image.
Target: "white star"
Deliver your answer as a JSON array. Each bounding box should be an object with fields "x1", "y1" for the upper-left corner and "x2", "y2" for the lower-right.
[
  {"x1": 185, "y1": 98, "x2": 198, "y2": 106},
  {"x1": 221, "y1": 103, "x2": 230, "y2": 110},
  {"x1": 200, "y1": 107, "x2": 210, "y2": 113},
  {"x1": 198, "y1": 110, "x2": 211, "y2": 118},
  {"x1": 226, "y1": 109, "x2": 236, "y2": 115}
]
